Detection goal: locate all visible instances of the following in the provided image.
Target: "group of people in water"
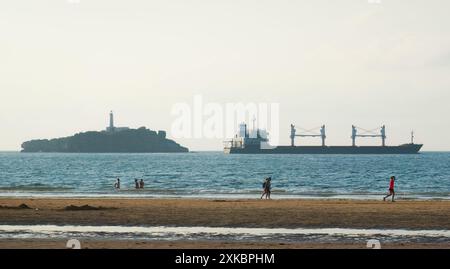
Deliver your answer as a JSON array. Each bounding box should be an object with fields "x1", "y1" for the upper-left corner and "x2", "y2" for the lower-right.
[
  {"x1": 135, "y1": 179, "x2": 145, "y2": 189},
  {"x1": 114, "y1": 178, "x2": 145, "y2": 190}
]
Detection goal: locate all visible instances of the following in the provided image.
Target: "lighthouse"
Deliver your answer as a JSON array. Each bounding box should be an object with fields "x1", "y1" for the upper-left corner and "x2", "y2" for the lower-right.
[
  {"x1": 108, "y1": 111, "x2": 115, "y2": 132},
  {"x1": 105, "y1": 111, "x2": 129, "y2": 133}
]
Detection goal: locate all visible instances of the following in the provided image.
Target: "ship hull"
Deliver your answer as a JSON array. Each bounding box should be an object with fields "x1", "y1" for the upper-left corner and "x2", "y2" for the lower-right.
[{"x1": 224, "y1": 144, "x2": 423, "y2": 154}]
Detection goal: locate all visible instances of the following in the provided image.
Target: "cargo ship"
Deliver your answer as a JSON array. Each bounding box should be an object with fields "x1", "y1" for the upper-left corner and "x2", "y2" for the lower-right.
[{"x1": 224, "y1": 123, "x2": 422, "y2": 154}]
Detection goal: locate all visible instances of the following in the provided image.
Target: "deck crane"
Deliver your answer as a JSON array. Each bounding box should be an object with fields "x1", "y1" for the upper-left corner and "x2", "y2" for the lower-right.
[
  {"x1": 351, "y1": 125, "x2": 386, "y2": 147},
  {"x1": 290, "y1": 124, "x2": 326, "y2": 147}
]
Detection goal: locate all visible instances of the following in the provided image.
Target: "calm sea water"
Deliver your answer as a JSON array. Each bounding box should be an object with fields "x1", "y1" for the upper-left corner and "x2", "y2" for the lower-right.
[{"x1": 0, "y1": 152, "x2": 449, "y2": 200}]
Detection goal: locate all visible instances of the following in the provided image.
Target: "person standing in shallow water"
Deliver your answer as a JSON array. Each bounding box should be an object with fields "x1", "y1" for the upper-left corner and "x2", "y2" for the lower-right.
[
  {"x1": 139, "y1": 179, "x2": 144, "y2": 189},
  {"x1": 114, "y1": 178, "x2": 120, "y2": 190},
  {"x1": 135, "y1": 179, "x2": 140, "y2": 189},
  {"x1": 383, "y1": 176, "x2": 396, "y2": 202}
]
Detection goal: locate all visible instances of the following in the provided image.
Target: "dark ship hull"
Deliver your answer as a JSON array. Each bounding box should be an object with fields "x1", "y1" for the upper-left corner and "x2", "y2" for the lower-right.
[{"x1": 225, "y1": 143, "x2": 423, "y2": 154}]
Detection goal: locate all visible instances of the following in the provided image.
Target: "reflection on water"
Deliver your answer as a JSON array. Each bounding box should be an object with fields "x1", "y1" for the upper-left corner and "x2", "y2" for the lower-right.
[{"x1": 0, "y1": 225, "x2": 448, "y2": 244}]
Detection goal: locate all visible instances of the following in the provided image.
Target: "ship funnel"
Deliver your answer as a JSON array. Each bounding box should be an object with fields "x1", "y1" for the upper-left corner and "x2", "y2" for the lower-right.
[{"x1": 239, "y1": 123, "x2": 248, "y2": 138}]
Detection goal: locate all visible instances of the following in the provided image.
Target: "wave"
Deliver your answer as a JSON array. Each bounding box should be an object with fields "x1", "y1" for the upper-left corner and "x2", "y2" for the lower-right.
[
  {"x1": 0, "y1": 184, "x2": 73, "y2": 192},
  {"x1": 0, "y1": 191, "x2": 449, "y2": 200},
  {"x1": 0, "y1": 181, "x2": 448, "y2": 199}
]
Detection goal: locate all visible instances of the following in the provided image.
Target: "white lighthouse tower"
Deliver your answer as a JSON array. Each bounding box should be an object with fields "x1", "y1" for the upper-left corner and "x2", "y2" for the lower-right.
[
  {"x1": 105, "y1": 111, "x2": 129, "y2": 132},
  {"x1": 106, "y1": 111, "x2": 115, "y2": 132}
]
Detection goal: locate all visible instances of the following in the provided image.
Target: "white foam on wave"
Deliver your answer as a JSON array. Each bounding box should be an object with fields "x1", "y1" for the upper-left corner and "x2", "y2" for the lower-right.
[
  {"x1": 0, "y1": 192, "x2": 448, "y2": 200},
  {"x1": 0, "y1": 225, "x2": 448, "y2": 238}
]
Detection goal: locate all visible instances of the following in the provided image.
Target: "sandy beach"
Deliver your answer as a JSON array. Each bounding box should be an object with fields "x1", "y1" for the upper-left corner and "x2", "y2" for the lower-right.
[{"x1": 0, "y1": 198, "x2": 449, "y2": 249}]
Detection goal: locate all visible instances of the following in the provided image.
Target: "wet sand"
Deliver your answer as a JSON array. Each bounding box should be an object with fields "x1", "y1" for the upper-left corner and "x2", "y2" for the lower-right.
[
  {"x1": 0, "y1": 239, "x2": 448, "y2": 249},
  {"x1": 0, "y1": 198, "x2": 449, "y2": 249},
  {"x1": 0, "y1": 198, "x2": 449, "y2": 229}
]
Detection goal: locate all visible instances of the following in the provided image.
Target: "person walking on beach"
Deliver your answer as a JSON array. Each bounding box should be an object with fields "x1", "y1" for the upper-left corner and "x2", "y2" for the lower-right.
[
  {"x1": 383, "y1": 176, "x2": 396, "y2": 202},
  {"x1": 139, "y1": 179, "x2": 145, "y2": 189},
  {"x1": 260, "y1": 178, "x2": 268, "y2": 199},
  {"x1": 114, "y1": 178, "x2": 121, "y2": 190},
  {"x1": 266, "y1": 177, "x2": 272, "y2": 199},
  {"x1": 260, "y1": 177, "x2": 272, "y2": 199},
  {"x1": 135, "y1": 179, "x2": 140, "y2": 189}
]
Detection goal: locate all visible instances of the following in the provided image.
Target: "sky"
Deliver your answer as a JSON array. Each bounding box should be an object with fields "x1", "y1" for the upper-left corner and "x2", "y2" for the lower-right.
[{"x1": 0, "y1": 0, "x2": 449, "y2": 151}]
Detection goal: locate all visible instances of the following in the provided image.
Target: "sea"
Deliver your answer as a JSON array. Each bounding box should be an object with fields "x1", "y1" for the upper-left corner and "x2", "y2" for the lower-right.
[{"x1": 0, "y1": 151, "x2": 449, "y2": 200}]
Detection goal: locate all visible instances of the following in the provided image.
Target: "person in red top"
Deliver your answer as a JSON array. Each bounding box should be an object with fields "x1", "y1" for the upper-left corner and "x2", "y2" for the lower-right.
[{"x1": 383, "y1": 176, "x2": 396, "y2": 202}]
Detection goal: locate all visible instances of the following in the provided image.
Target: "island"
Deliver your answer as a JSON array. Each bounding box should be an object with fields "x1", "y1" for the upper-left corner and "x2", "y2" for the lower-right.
[{"x1": 21, "y1": 112, "x2": 189, "y2": 153}]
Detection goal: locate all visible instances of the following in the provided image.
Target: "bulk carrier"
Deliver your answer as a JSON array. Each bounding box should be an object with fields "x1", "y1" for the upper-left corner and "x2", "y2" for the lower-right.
[{"x1": 224, "y1": 123, "x2": 422, "y2": 154}]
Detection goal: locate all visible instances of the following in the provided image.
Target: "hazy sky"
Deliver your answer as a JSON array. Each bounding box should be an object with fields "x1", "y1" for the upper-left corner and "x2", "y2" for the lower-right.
[{"x1": 1, "y1": 0, "x2": 449, "y2": 151}]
